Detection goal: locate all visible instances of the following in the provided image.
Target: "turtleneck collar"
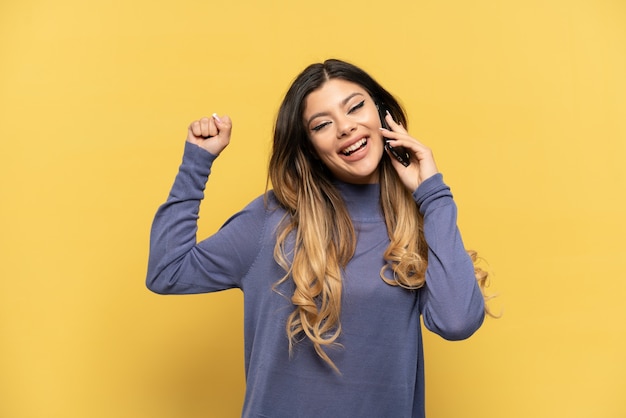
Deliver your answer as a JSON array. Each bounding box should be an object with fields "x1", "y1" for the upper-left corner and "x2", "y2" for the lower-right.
[{"x1": 333, "y1": 180, "x2": 384, "y2": 222}]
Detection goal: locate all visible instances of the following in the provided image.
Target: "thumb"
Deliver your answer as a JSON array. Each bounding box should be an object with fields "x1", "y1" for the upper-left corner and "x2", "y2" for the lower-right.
[
  {"x1": 213, "y1": 113, "x2": 232, "y2": 138},
  {"x1": 206, "y1": 113, "x2": 232, "y2": 156}
]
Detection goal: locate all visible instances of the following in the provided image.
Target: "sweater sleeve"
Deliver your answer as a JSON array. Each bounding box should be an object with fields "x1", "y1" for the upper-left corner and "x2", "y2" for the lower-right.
[
  {"x1": 414, "y1": 173, "x2": 485, "y2": 340},
  {"x1": 146, "y1": 142, "x2": 265, "y2": 294}
]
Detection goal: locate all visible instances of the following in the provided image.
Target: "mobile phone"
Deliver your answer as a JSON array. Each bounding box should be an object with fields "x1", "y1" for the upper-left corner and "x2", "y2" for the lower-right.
[{"x1": 377, "y1": 104, "x2": 410, "y2": 167}]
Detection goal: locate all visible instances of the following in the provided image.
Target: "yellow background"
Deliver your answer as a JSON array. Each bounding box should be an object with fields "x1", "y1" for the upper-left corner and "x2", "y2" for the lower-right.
[{"x1": 1, "y1": 0, "x2": 625, "y2": 417}]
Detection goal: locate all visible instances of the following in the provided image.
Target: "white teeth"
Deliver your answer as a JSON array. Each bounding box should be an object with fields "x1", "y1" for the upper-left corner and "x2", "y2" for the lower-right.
[{"x1": 342, "y1": 138, "x2": 367, "y2": 156}]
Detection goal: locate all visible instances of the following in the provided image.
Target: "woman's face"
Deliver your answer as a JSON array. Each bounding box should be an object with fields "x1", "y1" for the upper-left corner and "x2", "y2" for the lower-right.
[{"x1": 303, "y1": 78, "x2": 385, "y2": 184}]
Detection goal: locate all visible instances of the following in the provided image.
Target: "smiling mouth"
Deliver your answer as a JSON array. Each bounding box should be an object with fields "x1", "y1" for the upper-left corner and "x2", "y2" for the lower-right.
[{"x1": 341, "y1": 138, "x2": 367, "y2": 156}]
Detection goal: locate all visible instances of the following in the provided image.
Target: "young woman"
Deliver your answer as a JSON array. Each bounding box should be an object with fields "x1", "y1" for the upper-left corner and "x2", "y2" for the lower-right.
[{"x1": 147, "y1": 59, "x2": 489, "y2": 418}]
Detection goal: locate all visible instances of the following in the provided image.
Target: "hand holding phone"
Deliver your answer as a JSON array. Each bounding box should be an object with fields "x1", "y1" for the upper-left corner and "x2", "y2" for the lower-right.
[{"x1": 377, "y1": 104, "x2": 411, "y2": 167}]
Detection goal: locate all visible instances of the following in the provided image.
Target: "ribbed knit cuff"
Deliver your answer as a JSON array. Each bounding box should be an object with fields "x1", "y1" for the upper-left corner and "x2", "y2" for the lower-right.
[
  {"x1": 181, "y1": 141, "x2": 218, "y2": 177},
  {"x1": 413, "y1": 173, "x2": 453, "y2": 214}
]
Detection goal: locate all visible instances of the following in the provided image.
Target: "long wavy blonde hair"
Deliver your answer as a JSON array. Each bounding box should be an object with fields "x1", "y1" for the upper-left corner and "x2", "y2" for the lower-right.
[{"x1": 267, "y1": 59, "x2": 491, "y2": 372}]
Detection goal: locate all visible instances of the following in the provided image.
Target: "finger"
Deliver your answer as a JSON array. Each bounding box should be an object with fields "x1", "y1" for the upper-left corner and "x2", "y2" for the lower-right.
[
  {"x1": 209, "y1": 117, "x2": 219, "y2": 137},
  {"x1": 386, "y1": 135, "x2": 426, "y2": 150},
  {"x1": 190, "y1": 120, "x2": 202, "y2": 137},
  {"x1": 379, "y1": 127, "x2": 412, "y2": 144},
  {"x1": 213, "y1": 114, "x2": 233, "y2": 138},
  {"x1": 200, "y1": 117, "x2": 211, "y2": 137},
  {"x1": 385, "y1": 111, "x2": 408, "y2": 134}
]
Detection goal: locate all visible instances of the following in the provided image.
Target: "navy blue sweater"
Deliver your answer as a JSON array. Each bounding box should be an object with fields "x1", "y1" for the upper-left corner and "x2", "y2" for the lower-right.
[{"x1": 147, "y1": 142, "x2": 485, "y2": 417}]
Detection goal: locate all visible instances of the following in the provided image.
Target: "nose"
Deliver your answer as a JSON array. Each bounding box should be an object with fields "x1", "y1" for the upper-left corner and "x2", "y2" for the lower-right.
[{"x1": 336, "y1": 115, "x2": 357, "y2": 138}]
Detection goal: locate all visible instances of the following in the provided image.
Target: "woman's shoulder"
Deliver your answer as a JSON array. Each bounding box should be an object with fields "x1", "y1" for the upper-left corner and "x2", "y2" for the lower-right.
[
  {"x1": 219, "y1": 190, "x2": 286, "y2": 239},
  {"x1": 240, "y1": 190, "x2": 284, "y2": 215}
]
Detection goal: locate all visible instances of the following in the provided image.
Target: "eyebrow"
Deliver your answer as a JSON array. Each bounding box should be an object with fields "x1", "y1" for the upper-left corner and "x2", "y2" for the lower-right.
[{"x1": 306, "y1": 92, "x2": 365, "y2": 126}]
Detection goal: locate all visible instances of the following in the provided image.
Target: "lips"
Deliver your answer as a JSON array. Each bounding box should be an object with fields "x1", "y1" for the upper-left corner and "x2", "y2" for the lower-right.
[{"x1": 341, "y1": 138, "x2": 367, "y2": 156}]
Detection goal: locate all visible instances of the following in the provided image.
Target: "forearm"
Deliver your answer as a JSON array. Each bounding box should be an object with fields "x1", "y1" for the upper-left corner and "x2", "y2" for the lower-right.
[
  {"x1": 415, "y1": 174, "x2": 485, "y2": 340},
  {"x1": 146, "y1": 142, "x2": 217, "y2": 294}
]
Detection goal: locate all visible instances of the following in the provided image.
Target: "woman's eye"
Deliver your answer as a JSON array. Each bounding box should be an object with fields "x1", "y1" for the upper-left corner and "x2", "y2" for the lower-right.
[
  {"x1": 348, "y1": 100, "x2": 365, "y2": 114},
  {"x1": 312, "y1": 121, "x2": 330, "y2": 132}
]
